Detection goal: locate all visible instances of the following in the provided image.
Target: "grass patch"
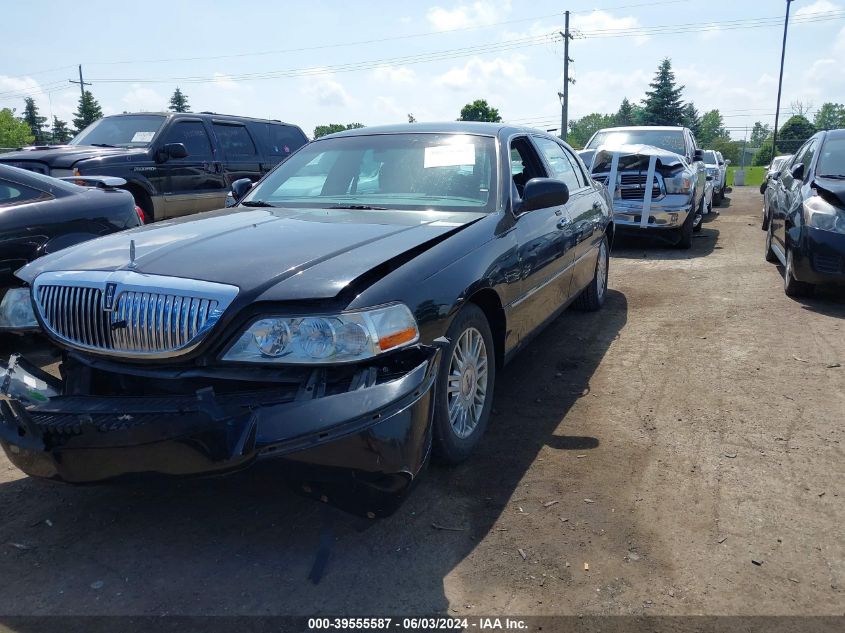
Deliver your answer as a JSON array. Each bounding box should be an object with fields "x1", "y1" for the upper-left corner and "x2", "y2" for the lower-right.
[{"x1": 727, "y1": 166, "x2": 766, "y2": 188}]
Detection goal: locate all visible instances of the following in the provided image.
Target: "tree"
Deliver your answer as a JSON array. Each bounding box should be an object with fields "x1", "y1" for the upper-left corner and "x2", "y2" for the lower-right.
[
  {"x1": 710, "y1": 137, "x2": 740, "y2": 164},
  {"x1": 813, "y1": 102, "x2": 845, "y2": 131},
  {"x1": 640, "y1": 58, "x2": 685, "y2": 126},
  {"x1": 0, "y1": 108, "x2": 35, "y2": 148},
  {"x1": 682, "y1": 103, "x2": 701, "y2": 139},
  {"x1": 615, "y1": 98, "x2": 636, "y2": 126},
  {"x1": 458, "y1": 99, "x2": 501, "y2": 122},
  {"x1": 52, "y1": 116, "x2": 72, "y2": 143},
  {"x1": 749, "y1": 122, "x2": 771, "y2": 147},
  {"x1": 22, "y1": 97, "x2": 47, "y2": 143},
  {"x1": 408, "y1": 113, "x2": 417, "y2": 123},
  {"x1": 698, "y1": 109, "x2": 728, "y2": 147},
  {"x1": 168, "y1": 87, "x2": 191, "y2": 113},
  {"x1": 789, "y1": 100, "x2": 813, "y2": 117},
  {"x1": 753, "y1": 138, "x2": 775, "y2": 166},
  {"x1": 776, "y1": 115, "x2": 816, "y2": 155},
  {"x1": 567, "y1": 113, "x2": 617, "y2": 149},
  {"x1": 313, "y1": 123, "x2": 365, "y2": 139},
  {"x1": 72, "y1": 90, "x2": 103, "y2": 133}
]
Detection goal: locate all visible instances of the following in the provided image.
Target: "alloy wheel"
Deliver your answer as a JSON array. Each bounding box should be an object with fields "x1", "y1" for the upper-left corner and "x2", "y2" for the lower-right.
[{"x1": 447, "y1": 327, "x2": 489, "y2": 439}]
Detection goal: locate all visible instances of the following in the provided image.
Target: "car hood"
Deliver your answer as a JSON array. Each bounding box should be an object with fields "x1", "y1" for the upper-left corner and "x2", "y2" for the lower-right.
[
  {"x1": 17, "y1": 206, "x2": 485, "y2": 302},
  {"x1": 814, "y1": 176, "x2": 845, "y2": 208},
  {"x1": 0, "y1": 145, "x2": 147, "y2": 168}
]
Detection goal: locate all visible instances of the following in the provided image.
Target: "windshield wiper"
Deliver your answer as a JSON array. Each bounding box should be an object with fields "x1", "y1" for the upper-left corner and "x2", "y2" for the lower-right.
[
  {"x1": 817, "y1": 174, "x2": 845, "y2": 179},
  {"x1": 89, "y1": 143, "x2": 116, "y2": 148},
  {"x1": 240, "y1": 200, "x2": 276, "y2": 207},
  {"x1": 325, "y1": 204, "x2": 388, "y2": 210}
]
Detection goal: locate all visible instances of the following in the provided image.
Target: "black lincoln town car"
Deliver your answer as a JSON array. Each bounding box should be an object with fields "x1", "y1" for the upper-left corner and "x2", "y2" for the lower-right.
[{"x1": 0, "y1": 123, "x2": 613, "y2": 515}]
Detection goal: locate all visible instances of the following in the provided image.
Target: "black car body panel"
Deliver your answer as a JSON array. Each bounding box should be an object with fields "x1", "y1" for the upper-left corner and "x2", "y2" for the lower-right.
[
  {"x1": 0, "y1": 164, "x2": 140, "y2": 300},
  {"x1": 0, "y1": 112, "x2": 308, "y2": 223},
  {"x1": 767, "y1": 129, "x2": 845, "y2": 288},
  {"x1": 1, "y1": 123, "x2": 613, "y2": 515}
]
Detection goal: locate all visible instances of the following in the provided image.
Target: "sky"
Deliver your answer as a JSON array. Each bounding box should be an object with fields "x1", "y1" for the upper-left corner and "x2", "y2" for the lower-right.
[{"x1": 1, "y1": 0, "x2": 843, "y2": 141}]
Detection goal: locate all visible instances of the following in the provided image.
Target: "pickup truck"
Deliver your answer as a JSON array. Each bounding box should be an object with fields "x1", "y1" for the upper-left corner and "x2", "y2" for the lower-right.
[{"x1": 580, "y1": 126, "x2": 707, "y2": 249}]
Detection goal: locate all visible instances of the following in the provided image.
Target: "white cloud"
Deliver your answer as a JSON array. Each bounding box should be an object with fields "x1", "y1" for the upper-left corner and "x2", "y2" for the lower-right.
[
  {"x1": 795, "y1": 0, "x2": 841, "y2": 17},
  {"x1": 301, "y1": 71, "x2": 354, "y2": 108},
  {"x1": 121, "y1": 84, "x2": 164, "y2": 112},
  {"x1": 437, "y1": 54, "x2": 537, "y2": 92},
  {"x1": 572, "y1": 10, "x2": 649, "y2": 45},
  {"x1": 426, "y1": 1, "x2": 510, "y2": 31},
  {"x1": 371, "y1": 65, "x2": 416, "y2": 84},
  {"x1": 373, "y1": 96, "x2": 405, "y2": 121},
  {"x1": 0, "y1": 75, "x2": 45, "y2": 108},
  {"x1": 835, "y1": 25, "x2": 845, "y2": 55},
  {"x1": 212, "y1": 72, "x2": 239, "y2": 91},
  {"x1": 699, "y1": 23, "x2": 721, "y2": 41}
]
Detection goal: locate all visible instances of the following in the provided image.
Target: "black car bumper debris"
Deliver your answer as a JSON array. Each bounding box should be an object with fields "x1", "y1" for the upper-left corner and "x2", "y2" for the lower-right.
[{"x1": 0, "y1": 346, "x2": 441, "y2": 517}]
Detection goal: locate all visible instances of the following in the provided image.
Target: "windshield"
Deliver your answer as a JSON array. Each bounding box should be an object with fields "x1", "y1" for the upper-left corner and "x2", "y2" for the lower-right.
[
  {"x1": 817, "y1": 138, "x2": 845, "y2": 177},
  {"x1": 704, "y1": 151, "x2": 719, "y2": 165},
  {"x1": 243, "y1": 133, "x2": 498, "y2": 212},
  {"x1": 586, "y1": 129, "x2": 686, "y2": 156},
  {"x1": 70, "y1": 115, "x2": 166, "y2": 148}
]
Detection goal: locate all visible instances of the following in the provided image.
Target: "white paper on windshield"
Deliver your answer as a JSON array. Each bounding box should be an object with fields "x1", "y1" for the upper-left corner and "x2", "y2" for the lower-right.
[
  {"x1": 131, "y1": 131, "x2": 155, "y2": 143},
  {"x1": 424, "y1": 143, "x2": 475, "y2": 168}
]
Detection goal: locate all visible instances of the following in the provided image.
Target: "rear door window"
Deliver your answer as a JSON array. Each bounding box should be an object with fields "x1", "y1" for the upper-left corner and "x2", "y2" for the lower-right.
[
  {"x1": 213, "y1": 123, "x2": 258, "y2": 157},
  {"x1": 269, "y1": 125, "x2": 307, "y2": 157},
  {"x1": 0, "y1": 179, "x2": 49, "y2": 206}
]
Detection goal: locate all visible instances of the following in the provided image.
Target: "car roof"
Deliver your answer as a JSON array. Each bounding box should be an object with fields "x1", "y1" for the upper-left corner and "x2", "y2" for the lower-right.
[
  {"x1": 321, "y1": 121, "x2": 552, "y2": 139},
  {"x1": 99, "y1": 111, "x2": 303, "y2": 129},
  {"x1": 823, "y1": 128, "x2": 845, "y2": 140}
]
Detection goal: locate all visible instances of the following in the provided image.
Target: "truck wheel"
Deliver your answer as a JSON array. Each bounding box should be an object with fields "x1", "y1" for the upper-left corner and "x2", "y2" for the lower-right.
[
  {"x1": 784, "y1": 248, "x2": 813, "y2": 297},
  {"x1": 433, "y1": 304, "x2": 496, "y2": 465},
  {"x1": 677, "y1": 205, "x2": 695, "y2": 249},
  {"x1": 127, "y1": 188, "x2": 154, "y2": 223},
  {"x1": 575, "y1": 236, "x2": 609, "y2": 311}
]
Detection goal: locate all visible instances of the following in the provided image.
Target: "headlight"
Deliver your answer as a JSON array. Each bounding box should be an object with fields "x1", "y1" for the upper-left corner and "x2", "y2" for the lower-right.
[
  {"x1": 804, "y1": 195, "x2": 845, "y2": 234},
  {"x1": 664, "y1": 173, "x2": 693, "y2": 194},
  {"x1": 222, "y1": 303, "x2": 420, "y2": 364},
  {"x1": 0, "y1": 288, "x2": 38, "y2": 330}
]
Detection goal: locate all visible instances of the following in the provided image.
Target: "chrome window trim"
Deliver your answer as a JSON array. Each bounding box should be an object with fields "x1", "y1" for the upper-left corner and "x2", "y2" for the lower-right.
[{"x1": 32, "y1": 270, "x2": 239, "y2": 360}]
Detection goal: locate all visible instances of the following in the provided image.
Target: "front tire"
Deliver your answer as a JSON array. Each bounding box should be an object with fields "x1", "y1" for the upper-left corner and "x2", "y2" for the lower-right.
[
  {"x1": 677, "y1": 204, "x2": 695, "y2": 249},
  {"x1": 433, "y1": 304, "x2": 496, "y2": 464},
  {"x1": 575, "y1": 236, "x2": 609, "y2": 311},
  {"x1": 784, "y1": 248, "x2": 813, "y2": 297},
  {"x1": 765, "y1": 222, "x2": 778, "y2": 263}
]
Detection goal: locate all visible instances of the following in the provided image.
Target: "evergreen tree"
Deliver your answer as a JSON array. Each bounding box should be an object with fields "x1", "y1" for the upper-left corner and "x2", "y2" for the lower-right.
[
  {"x1": 682, "y1": 103, "x2": 701, "y2": 139},
  {"x1": 52, "y1": 116, "x2": 72, "y2": 143},
  {"x1": 168, "y1": 87, "x2": 190, "y2": 113},
  {"x1": 72, "y1": 90, "x2": 103, "y2": 133},
  {"x1": 615, "y1": 98, "x2": 636, "y2": 126},
  {"x1": 641, "y1": 58, "x2": 685, "y2": 126},
  {"x1": 22, "y1": 97, "x2": 47, "y2": 143}
]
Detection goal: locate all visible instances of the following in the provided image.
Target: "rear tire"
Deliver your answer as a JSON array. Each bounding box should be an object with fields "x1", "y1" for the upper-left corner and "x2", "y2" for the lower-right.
[
  {"x1": 784, "y1": 248, "x2": 813, "y2": 297},
  {"x1": 433, "y1": 304, "x2": 496, "y2": 465},
  {"x1": 126, "y1": 187, "x2": 153, "y2": 223},
  {"x1": 575, "y1": 236, "x2": 609, "y2": 311}
]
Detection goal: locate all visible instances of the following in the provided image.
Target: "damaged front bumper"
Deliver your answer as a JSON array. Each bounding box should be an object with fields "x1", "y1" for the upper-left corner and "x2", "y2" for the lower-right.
[
  {"x1": 0, "y1": 346, "x2": 441, "y2": 516},
  {"x1": 611, "y1": 195, "x2": 694, "y2": 230}
]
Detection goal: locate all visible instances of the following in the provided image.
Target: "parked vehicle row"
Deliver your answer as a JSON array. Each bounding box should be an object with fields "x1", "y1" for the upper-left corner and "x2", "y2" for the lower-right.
[
  {"x1": 763, "y1": 129, "x2": 845, "y2": 297},
  {"x1": 0, "y1": 112, "x2": 308, "y2": 222},
  {"x1": 0, "y1": 123, "x2": 613, "y2": 516}
]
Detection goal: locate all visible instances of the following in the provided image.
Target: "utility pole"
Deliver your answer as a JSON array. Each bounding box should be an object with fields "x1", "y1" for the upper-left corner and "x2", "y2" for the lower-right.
[
  {"x1": 558, "y1": 11, "x2": 574, "y2": 143},
  {"x1": 69, "y1": 64, "x2": 91, "y2": 100},
  {"x1": 772, "y1": 0, "x2": 794, "y2": 163}
]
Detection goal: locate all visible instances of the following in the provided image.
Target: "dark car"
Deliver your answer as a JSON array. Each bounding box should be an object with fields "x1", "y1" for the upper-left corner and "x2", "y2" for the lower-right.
[
  {"x1": 0, "y1": 123, "x2": 613, "y2": 516},
  {"x1": 765, "y1": 129, "x2": 845, "y2": 296},
  {"x1": 0, "y1": 112, "x2": 308, "y2": 223},
  {"x1": 0, "y1": 165, "x2": 142, "y2": 331},
  {"x1": 760, "y1": 154, "x2": 792, "y2": 228}
]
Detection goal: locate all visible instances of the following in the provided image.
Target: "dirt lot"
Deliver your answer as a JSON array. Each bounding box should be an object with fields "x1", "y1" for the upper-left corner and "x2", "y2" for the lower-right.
[{"x1": 0, "y1": 187, "x2": 843, "y2": 617}]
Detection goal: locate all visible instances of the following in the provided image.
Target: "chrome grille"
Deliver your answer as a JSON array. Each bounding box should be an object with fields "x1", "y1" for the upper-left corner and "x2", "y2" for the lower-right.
[
  {"x1": 32, "y1": 271, "x2": 239, "y2": 359},
  {"x1": 593, "y1": 172, "x2": 662, "y2": 200}
]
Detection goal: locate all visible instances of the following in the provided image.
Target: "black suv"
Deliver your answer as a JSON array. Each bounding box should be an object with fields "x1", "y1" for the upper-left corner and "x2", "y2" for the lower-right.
[{"x1": 0, "y1": 112, "x2": 308, "y2": 222}]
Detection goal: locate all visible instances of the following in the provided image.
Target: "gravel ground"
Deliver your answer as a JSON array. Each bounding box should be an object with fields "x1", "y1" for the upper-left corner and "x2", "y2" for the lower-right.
[{"x1": 0, "y1": 187, "x2": 842, "y2": 617}]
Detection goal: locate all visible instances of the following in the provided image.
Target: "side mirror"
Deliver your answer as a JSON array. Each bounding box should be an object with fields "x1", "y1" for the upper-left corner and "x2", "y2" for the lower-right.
[
  {"x1": 164, "y1": 143, "x2": 188, "y2": 159},
  {"x1": 231, "y1": 178, "x2": 253, "y2": 203},
  {"x1": 718, "y1": 161, "x2": 725, "y2": 166},
  {"x1": 693, "y1": 149, "x2": 704, "y2": 162},
  {"x1": 521, "y1": 178, "x2": 569, "y2": 212},
  {"x1": 790, "y1": 163, "x2": 805, "y2": 181},
  {"x1": 725, "y1": 159, "x2": 731, "y2": 165}
]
